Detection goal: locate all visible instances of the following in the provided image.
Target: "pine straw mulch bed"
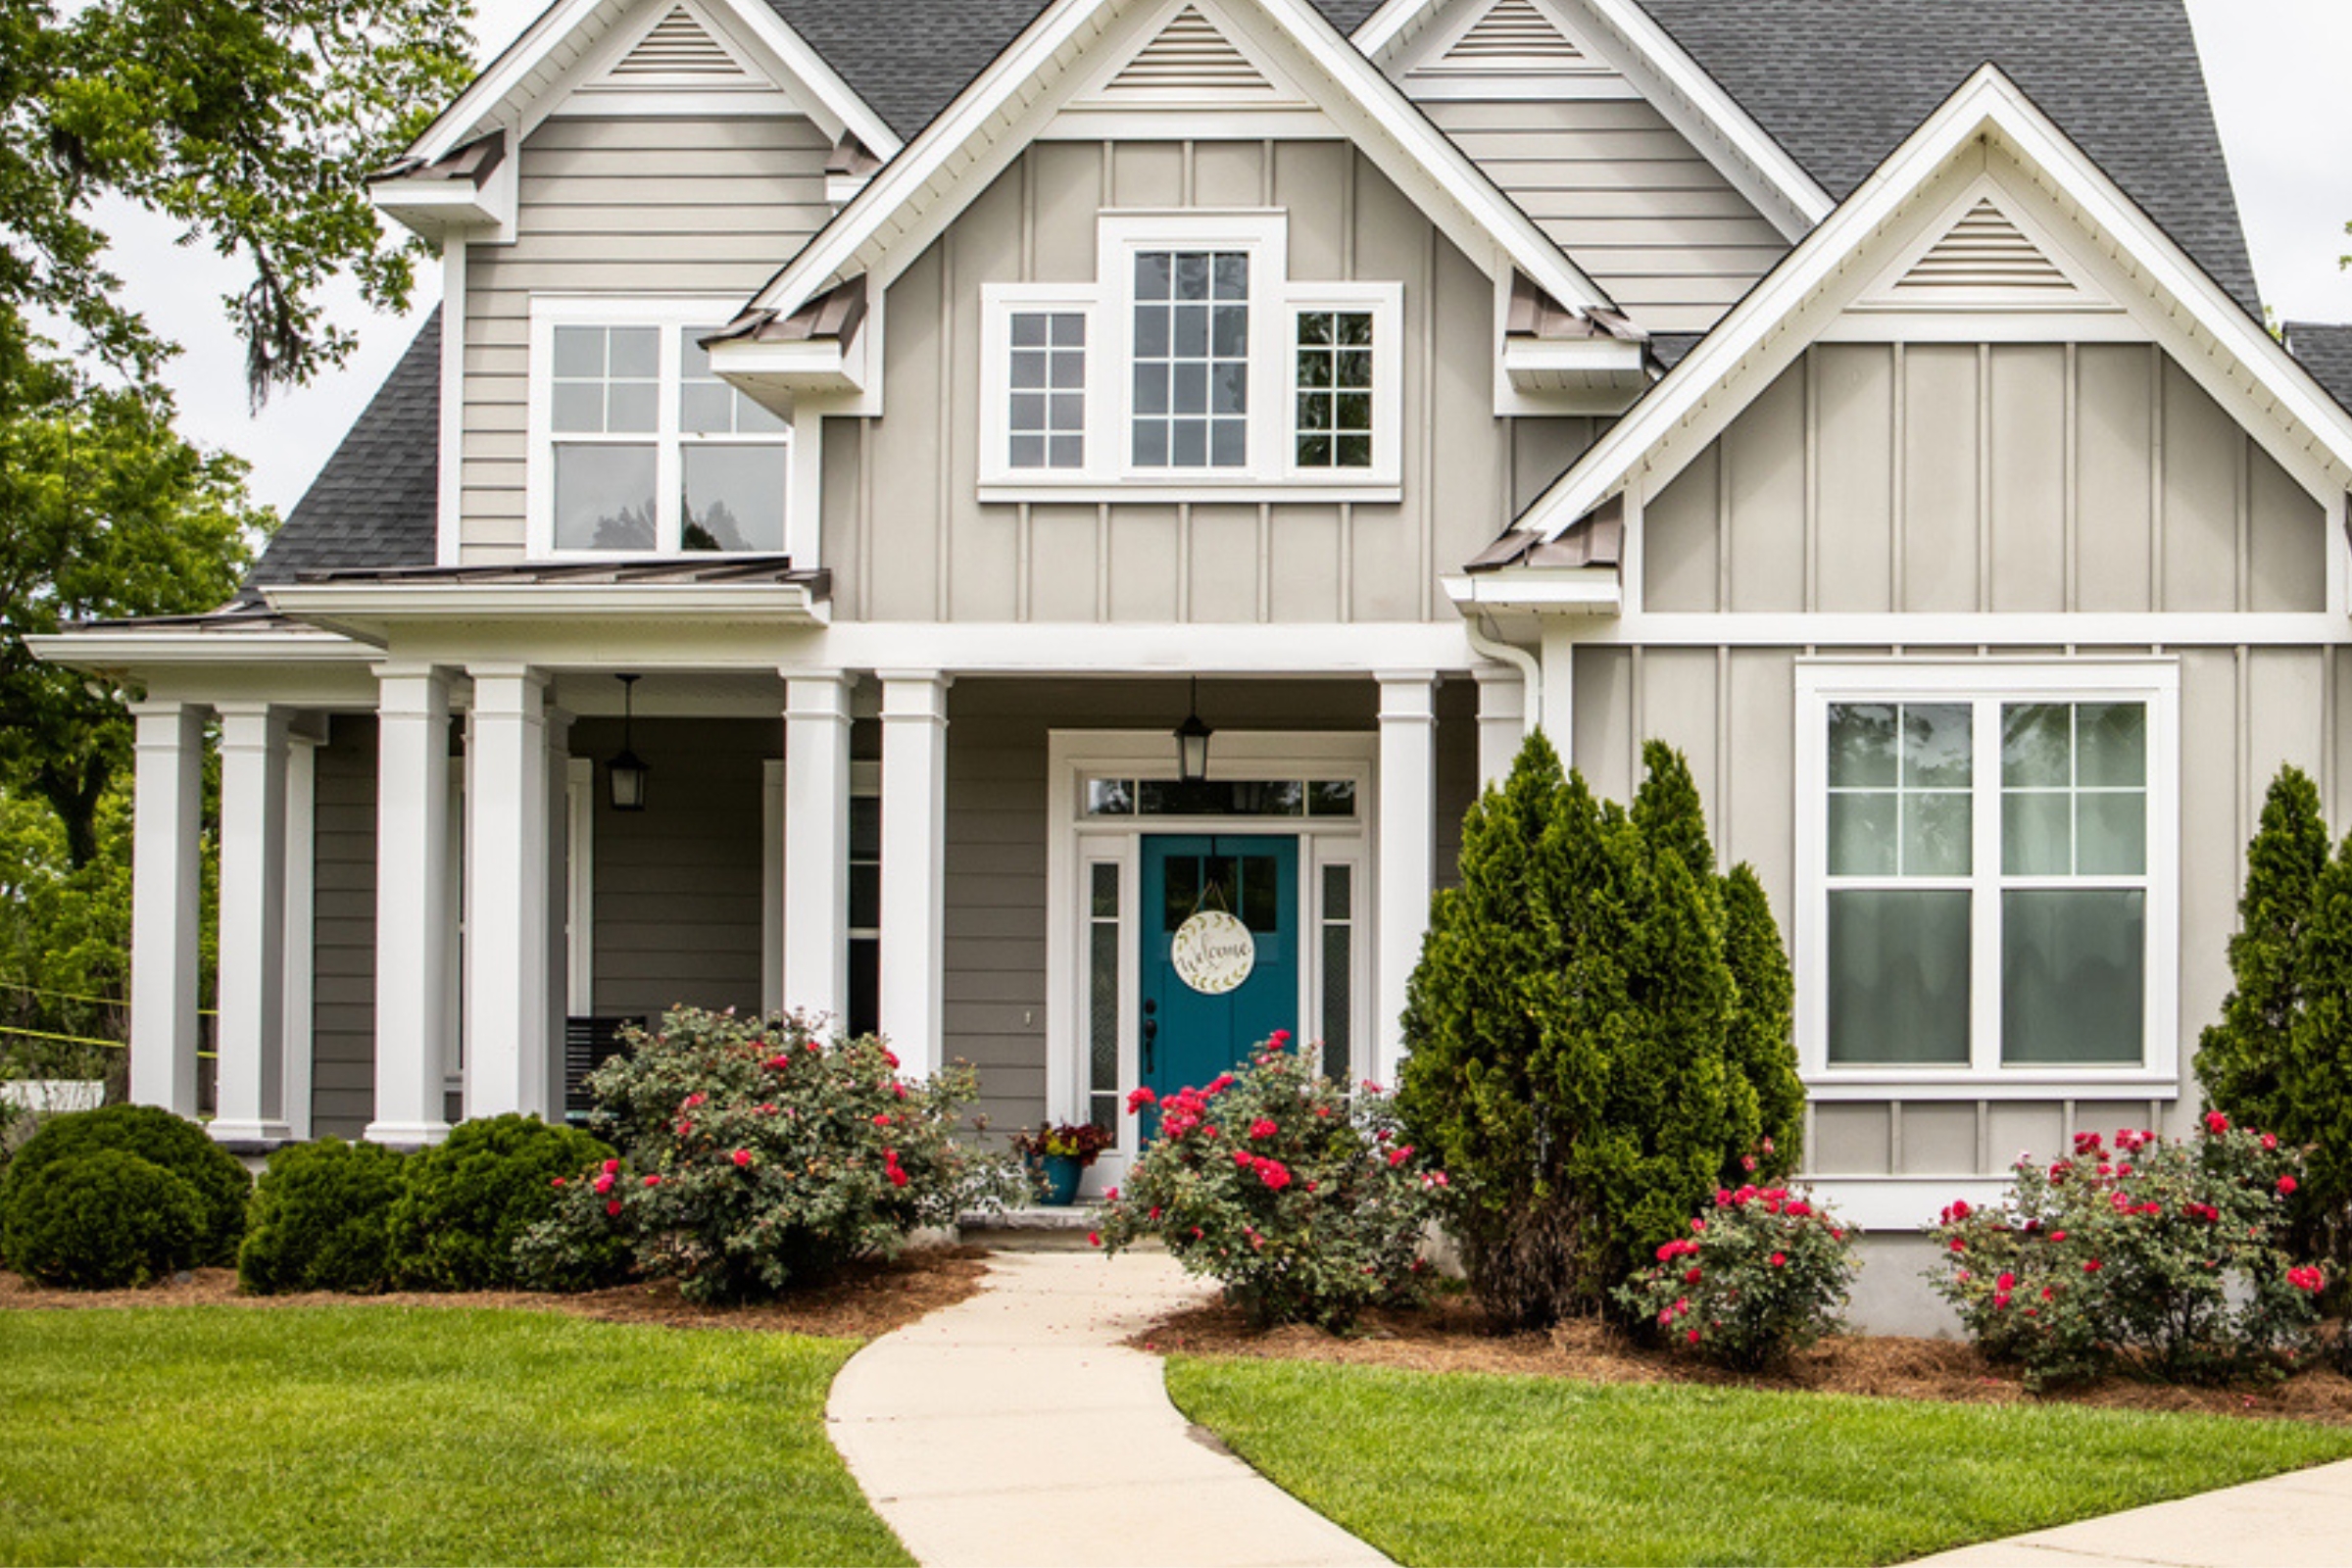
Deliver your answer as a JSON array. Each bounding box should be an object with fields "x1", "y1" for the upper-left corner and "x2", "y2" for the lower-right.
[
  {"x1": 0, "y1": 1244, "x2": 990, "y2": 1341},
  {"x1": 1132, "y1": 1290, "x2": 2352, "y2": 1426}
]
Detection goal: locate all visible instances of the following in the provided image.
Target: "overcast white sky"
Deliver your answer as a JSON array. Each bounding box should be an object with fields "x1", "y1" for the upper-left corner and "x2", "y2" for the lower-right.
[{"x1": 100, "y1": 0, "x2": 2352, "y2": 516}]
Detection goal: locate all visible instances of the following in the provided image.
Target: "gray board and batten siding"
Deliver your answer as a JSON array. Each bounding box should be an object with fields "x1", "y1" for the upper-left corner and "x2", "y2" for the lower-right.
[
  {"x1": 829, "y1": 139, "x2": 1594, "y2": 625},
  {"x1": 460, "y1": 114, "x2": 837, "y2": 564}
]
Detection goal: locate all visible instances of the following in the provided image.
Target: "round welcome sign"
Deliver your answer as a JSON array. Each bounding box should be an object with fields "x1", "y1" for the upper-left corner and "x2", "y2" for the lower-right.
[{"x1": 1171, "y1": 909, "x2": 1256, "y2": 995}]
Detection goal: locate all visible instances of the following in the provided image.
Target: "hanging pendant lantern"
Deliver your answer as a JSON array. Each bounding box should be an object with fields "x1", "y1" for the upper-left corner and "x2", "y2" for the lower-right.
[
  {"x1": 609, "y1": 673, "x2": 650, "y2": 811},
  {"x1": 1174, "y1": 675, "x2": 1213, "y2": 784}
]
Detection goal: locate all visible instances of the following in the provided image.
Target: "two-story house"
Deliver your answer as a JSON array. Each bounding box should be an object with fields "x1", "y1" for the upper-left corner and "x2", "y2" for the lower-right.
[{"x1": 42, "y1": 0, "x2": 2352, "y2": 1322}]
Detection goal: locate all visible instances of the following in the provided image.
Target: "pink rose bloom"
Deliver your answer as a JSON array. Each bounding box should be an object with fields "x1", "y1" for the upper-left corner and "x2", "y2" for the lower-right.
[
  {"x1": 1257, "y1": 1159, "x2": 1292, "y2": 1191},
  {"x1": 593, "y1": 1173, "x2": 614, "y2": 1195},
  {"x1": 1769, "y1": 1252, "x2": 1787, "y2": 1268},
  {"x1": 2262, "y1": 1132, "x2": 2279, "y2": 1151},
  {"x1": 603, "y1": 1158, "x2": 620, "y2": 1175},
  {"x1": 732, "y1": 1149, "x2": 753, "y2": 1167},
  {"x1": 550, "y1": 1177, "x2": 566, "y2": 1189},
  {"x1": 1126, "y1": 1086, "x2": 1157, "y2": 1114},
  {"x1": 1686, "y1": 1328, "x2": 1701, "y2": 1346},
  {"x1": 2205, "y1": 1110, "x2": 2230, "y2": 1135},
  {"x1": 606, "y1": 1200, "x2": 623, "y2": 1217},
  {"x1": 643, "y1": 1173, "x2": 662, "y2": 1188},
  {"x1": 1250, "y1": 1118, "x2": 1279, "y2": 1140}
]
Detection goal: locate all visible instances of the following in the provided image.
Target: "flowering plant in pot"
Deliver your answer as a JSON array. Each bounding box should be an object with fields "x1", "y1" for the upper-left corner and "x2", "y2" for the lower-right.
[{"x1": 1012, "y1": 1120, "x2": 1114, "y2": 1205}]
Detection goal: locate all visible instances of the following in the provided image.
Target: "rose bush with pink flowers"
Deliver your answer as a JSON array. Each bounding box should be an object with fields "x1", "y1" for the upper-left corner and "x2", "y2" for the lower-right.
[
  {"x1": 1613, "y1": 1171, "x2": 1857, "y2": 1370},
  {"x1": 1927, "y1": 1117, "x2": 2325, "y2": 1388},
  {"x1": 515, "y1": 1006, "x2": 1021, "y2": 1301},
  {"x1": 1095, "y1": 1034, "x2": 1445, "y2": 1330}
]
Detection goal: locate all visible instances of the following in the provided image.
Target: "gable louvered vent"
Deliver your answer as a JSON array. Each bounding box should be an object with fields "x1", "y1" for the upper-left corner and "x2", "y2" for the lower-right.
[
  {"x1": 610, "y1": 7, "x2": 748, "y2": 78},
  {"x1": 1439, "y1": 0, "x2": 1586, "y2": 67},
  {"x1": 1104, "y1": 5, "x2": 1276, "y2": 94},
  {"x1": 1897, "y1": 198, "x2": 2075, "y2": 292}
]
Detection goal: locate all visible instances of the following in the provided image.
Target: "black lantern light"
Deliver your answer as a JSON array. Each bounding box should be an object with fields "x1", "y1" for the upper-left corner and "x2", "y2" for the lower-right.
[
  {"x1": 609, "y1": 673, "x2": 650, "y2": 811},
  {"x1": 1174, "y1": 675, "x2": 1213, "y2": 784}
]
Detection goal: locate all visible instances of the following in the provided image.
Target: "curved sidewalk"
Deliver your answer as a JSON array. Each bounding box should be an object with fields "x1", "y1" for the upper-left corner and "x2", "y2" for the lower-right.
[
  {"x1": 1905, "y1": 1455, "x2": 2352, "y2": 1567},
  {"x1": 826, "y1": 1250, "x2": 1393, "y2": 1568}
]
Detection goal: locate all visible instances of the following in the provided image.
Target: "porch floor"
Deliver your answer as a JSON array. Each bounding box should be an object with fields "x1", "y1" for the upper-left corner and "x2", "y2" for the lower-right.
[{"x1": 825, "y1": 1250, "x2": 1392, "y2": 1568}]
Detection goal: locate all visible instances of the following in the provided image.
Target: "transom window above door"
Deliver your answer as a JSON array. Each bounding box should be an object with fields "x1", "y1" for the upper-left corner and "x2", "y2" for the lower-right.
[
  {"x1": 529, "y1": 301, "x2": 791, "y2": 558},
  {"x1": 980, "y1": 213, "x2": 1401, "y2": 499}
]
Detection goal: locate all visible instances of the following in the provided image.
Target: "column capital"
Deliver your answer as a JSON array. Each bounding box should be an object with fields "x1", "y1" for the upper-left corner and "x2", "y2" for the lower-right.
[
  {"x1": 128, "y1": 697, "x2": 203, "y2": 721},
  {"x1": 1376, "y1": 671, "x2": 1439, "y2": 723},
  {"x1": 468, "y1": 666, "x2": 550, "y2": 723},
  {"x1": 879, "y1": 670, "x2": 954, "y2": 723},
  {"x1": 784, "y1": 672, "x2": 856, "y2": 724}
]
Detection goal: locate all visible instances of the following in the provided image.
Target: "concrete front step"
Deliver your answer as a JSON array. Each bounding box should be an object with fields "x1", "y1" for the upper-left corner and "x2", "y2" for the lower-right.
[{"x1": 959, "y1": 1205, "x2": 1109, "y2": 1250}]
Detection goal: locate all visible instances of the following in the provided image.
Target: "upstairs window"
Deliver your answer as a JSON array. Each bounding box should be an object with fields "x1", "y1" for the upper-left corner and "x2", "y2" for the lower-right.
[
  {"x1": 531, "y1": 300, "x2": 791, "y2": 558},
  {"x1": 981, "y1": 214, "x2": 1400, "y2": 497}
]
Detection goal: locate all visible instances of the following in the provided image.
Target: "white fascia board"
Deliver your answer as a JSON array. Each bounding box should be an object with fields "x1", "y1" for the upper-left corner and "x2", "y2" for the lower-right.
[
  {"x1": 1518, "y1": 65, "x2": 2352, "y2": 546},
  {"x1": 368, "y1": 178, "x2": 510, "y2": 240},
  {"x1": 744, "y1": 0, "x2": 1620, "y2": 330},
  {"x1": 704, "y1": 336, "x2": 860, "y2": 398},
  {"x1": 1355, "y1": 0, "x2": 1830, "y2": 237},
  {"x1": 1442, "y1": 567, "x2": 1622, "y2": 613},
  {"x1": 405, "y1": 0, "x2": 898, "y2": 169},
  {"x1": 26, "y1": 627, "x2": 378, "y2": 670},
  {"x1": 264, "y1": 583, "x2": 831, "y2": 646}
]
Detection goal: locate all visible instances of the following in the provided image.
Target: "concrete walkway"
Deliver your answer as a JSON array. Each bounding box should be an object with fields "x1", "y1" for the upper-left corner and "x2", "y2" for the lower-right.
[
  {"x1": 826, "y1": 1249, "x2": 1393, "y2": 1568},
  {"x1": 1906, "y1": 1456, "x2": 2352, "y2": 1567}
]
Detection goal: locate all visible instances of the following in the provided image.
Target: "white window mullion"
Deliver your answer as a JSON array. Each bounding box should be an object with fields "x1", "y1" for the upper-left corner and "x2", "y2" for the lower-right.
[
  {"x1": 655, "y1": 324, "x2": 682, "y2": 551},
  {"x1": 1969, "y1": 694, "x2": 2002, "y2": 1073}
]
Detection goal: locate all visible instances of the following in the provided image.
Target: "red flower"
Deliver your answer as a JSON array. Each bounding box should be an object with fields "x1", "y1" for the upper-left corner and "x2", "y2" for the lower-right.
[
  {"x1": 2288, "y1": 1265, "x2": 2325, "y2": 1293},
  {"x1": 1686, "y1": 1328, "x2": 1701, "y2": 1346},
  {"x1": 1769, "y1": 1252, "x2": 1787, "y2": 1268},
  {"x1": 1995, "y1": 1271, "x2": 2016, "y2": 1291},
  {"x1": 871, "y1": 1113, "x2": 893, "y2": 1127},
  {"x1": 732, "y1": 1149, "x2": 753, "y2": 1167},
  {"x1": 1250, "y1": 1118, "x2": 1279, "y2": 1140},
  {"x1": 1257, "y1": 1159, "x2": 1293, "y2": 1191},
  {"x1": 2205, "y1": 1109, "x2": 2230, "y2": 1135},
  {"x1": 1386, "y1": 1147, "x2": 1411, "y2": 1167},
  {"x1": 602, "y1": 1158, "x2": 620, "y2": 1175},
  {"x1": 766, "y1": 1054, "x2": 791, "y2": 1069},
  {"x1": 1785, "y1": 1200, "x2": 1811, "y2": 1218},
  {"x1": 2262, "y1": 1132, "x2": 2279, "y2": 1151},
  {"x1": 643, "y1": 1173, "x2": 662, "y2": 1188},
  {"x1": 2279, "y1": 1175, "x2": 2300, "y2": 1196},
  {"x1": 1126, "y1": 1086, "x2": 1157, "y2": 1114},
  {"x1": 593, "y1": 1173, "x2": 614, "y2": 1196},
  {"x1": 888, "y1": 1165, "x2": 910, "y2": 1189},
  {"x1": 551, "y1": 1177, "x2": 566, "y2": 1189},
  {"x1": 1684, "y1": 1267, "x2": 1703, "y2": 1286},
  {"x1": 1941, "y1": 1200, "x2": 1973, "y2": 1225},
  {"x1": 1949, "y1": 1236, "x2": 1967, "y2": 1252},
  {"x1": 683, "y1": 1092, "x2": 707, "y2": 1109},
  {"x1": 1089, "y1": 1232, "x2": 1102, "y2": 1248},
  {"x1": 2082, "y1": 1257, "x2": 2103, "y2": 1273},
  {"x1": 1105, "y1": 1187, "x2": 1120, "y2": 1202},
  {"x1": 1269, "y1": 1029, "x2": 1292, "y2": 1047},
  {"x1": 606, "y1": 1199, "x2": 623, "y2": 1217},
  {"x1": 2049, "y1": 1230, "x2": 2068, "y2": 1243}
]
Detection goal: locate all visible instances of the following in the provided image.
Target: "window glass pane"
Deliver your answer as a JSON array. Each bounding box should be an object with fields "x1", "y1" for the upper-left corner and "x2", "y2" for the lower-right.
[
  {"x1": 2002, "y1": 890, "x2": 2144, "y2": 1063},
  {"x1": 2003, "y1": 703, "x2": 2072, "y2": 787},
  {"x1": 1135, "y1": 253, "x2": 1171, "y2": 300},
  {"x1": 1136, "y1": 780, "x2": 1304, "y2": 816},
  {"x1": 1007, "y1": 313, "x2": 1087, "y2": 469},
  {"x1": 1162, "y1": 857, "x2": 1199, "y2": 933},
  {"x1": 1307, "y1": 780, "x2": 1356, "y2": 817},
  {"x1": 849, "y1": 939, "x2": 879, "y2": 1040},
  {"x1": 1904, "y1": 705, "x2": 1972, "y2": 787},
  {"x1": 2002, "y1": 792, "x2": 2073, "y2": 875},
  {"x1": 551, "y1": 382, "x2": 605, "y2": 435},
  {"x1": 680, "y1": 381, "x2": 736, "y2": 434},
  {"x1": 1826, "y1": 889, "x2": 1971, "y2": 1064},
  {"x1": 680, "y1": 445, "x2": 787, "y2": 553},
  {"x1": 1086, "y1": 778, "x2": 1135, "y2": 816},
  {"x1": 1296, "y1": 311, "x2": 1375, "y2": 469},
  {"x1": 1321, "y1": 860, "x2": 1351, "y2": 921},
  {"x1": 1240, "y1": 856, "x2": 1278, "y2": 933},
  {"x1": 1828, "y1": 704, "x2": 1898, "y2": 787},
  {"x1": 2077, "y1": 703, "x2": 2147, "y2": 788},
  {"x1": 1827, "y1": 793, "x2": 1896, "y2": 877},
  {"x1": 2077, "y1": 791, "x2": 2147, "y2": 876},
  {"x1": 1091, "y1": 860, "x2": 1120, "y2": 919},
  {"x1": 1902, "y1": 791, "x2": 1972, "y2": 876},
  {"x1": 849, "y1": 797, "x2": 882, "y2": 859},
  {"x1": 1090, "y1": 905, "x2": 1119, "y2": 1109},
  {"x1": 1320, "y1": 876, "x2": 1351, "y2": 1086},
  {"x1": 607, "y1": 326, "x2": 660, "y2": 378},
  {"x1": 849, "y1": 864, "x2": 880, "y2": 930},
  {"x1": 552, "y1": 325, "x2": 605, "y2": 379},
  {"x1": 554, "y1": 445, "x2": 657, "y2": 551},
  {"x1": 1133, "y1": 251, "x2": 1246, "y2": 469},
  {"x1": 605, "y1": 380, "x2": 659, "y2": 434}
]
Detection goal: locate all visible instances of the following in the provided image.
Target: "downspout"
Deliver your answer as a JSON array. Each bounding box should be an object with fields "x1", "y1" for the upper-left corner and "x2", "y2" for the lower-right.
[{"x1": 1463, "y1": 612, "x2": 1542, "y2": 739}]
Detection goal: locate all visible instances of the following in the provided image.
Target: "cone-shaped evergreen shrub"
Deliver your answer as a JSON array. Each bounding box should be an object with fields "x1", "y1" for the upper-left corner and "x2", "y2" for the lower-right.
[
  {"x1": 2198, "y1": 765, "x2": 2329, "y2": 1137},
  {"x1": 1399, "y1": 734, "x2": 1799, "y2": 1328},
  {"x1": 1724, "y1": 864, "x2": 1803, "y2": 1180},
  {"x1": 2281, "y1": 832, "x2": 2352, "y2": 1269}
]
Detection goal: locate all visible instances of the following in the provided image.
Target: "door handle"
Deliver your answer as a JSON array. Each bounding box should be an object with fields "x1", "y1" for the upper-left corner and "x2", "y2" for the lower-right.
[{"x1": 1142, "y1": 1016, "x2": 1157, "y2": 1074}]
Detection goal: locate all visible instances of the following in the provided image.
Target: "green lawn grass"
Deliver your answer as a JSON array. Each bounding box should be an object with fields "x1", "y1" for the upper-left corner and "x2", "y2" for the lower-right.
[
  {"x1": 0, "y1": 1306, "x2": 910, "y2": 1567},
  {"x1": 1169, "y1": 1355, "x2": 2352, "y2": 1567}
]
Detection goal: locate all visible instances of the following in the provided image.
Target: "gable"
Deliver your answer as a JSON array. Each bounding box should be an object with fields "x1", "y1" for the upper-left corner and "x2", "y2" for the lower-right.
[
  {"x1": 600, "y1": 5, "x2": 761, "y2": 83},
  {"x1": 1422, "y1": 0, "x2": 1595, "y2": 74},
  {"x1": 1088, "y1": 3, "x2": 1298, "y2": 98}
]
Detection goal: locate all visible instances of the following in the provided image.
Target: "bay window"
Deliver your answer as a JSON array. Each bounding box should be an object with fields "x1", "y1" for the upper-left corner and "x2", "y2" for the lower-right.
[
  {"x1": 530, "y1": 299, "x2": 790, "y2": 558},
  {"x1": 980, "y1": 213, "x2": 1400, "y2": 496},
  {"x1": 1796, "y1": 662, "x2": 2180, "y2": 1092}
]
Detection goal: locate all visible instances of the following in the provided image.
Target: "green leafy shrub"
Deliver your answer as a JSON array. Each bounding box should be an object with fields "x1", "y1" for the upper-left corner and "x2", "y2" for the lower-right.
[
  {"x1": 0, "y1": 1103, "x2": 249, "y2": 1266},
  {"x1": 1927, "y1": 1117, "x2": 2324, "y2": 1389},
  {"x1": 1097, "y1": 1034, "x2": 1444, "y2": 1331},
  {"x1": 516, "y1": 1008, "x2": 1018, "y2": 1302},
  {"x1": 4, "y1": 1151, "x2": 203, "y2": 1288},
  {"x1": 385, "y1": 1114, "x2": 613, "y2": 1291},
  {"x1": 238, "y1": 1138, "x2": 407, "y2": 1294},
  {"x1": 1614, "y1": 1175, "x2": 1856, "y2": 1370},
  {"x1": 1397, "y1": 735, "x2": 1803, "y2": 1328}
]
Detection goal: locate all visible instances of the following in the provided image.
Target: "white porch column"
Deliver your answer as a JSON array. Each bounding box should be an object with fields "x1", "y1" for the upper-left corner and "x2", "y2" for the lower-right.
[
  {"x1": 1538, "y1": 623, "x2": 1577, "y2": 755},
  {"x1": 783, "y1": 673, "x2": 853, "y2": 1026},
  {"x1": 128, "y1": 702, "x2": 207, "y2": 1115},
  {"x1": 281, "y1": 730, "x2": 319, "y2": 1141},
  {"x1": 544, "y1": 706, "x2": 576, "y2": 1115},
  {"x1": 1473, "y1": 665, "x2": 1527, "y2": 789},
  {"x1": 1375, "y1": 672, "x2": 1438, "y2": 1088},
  {"x1": 465, "y1": 666, "x2": 552, "y2": 1118},
  {"x1": 879, "y1": 671, "x2": 951, "y2": 1074},
  {"x1": 368, "y1": 665, "x2": 455, "y2": 1145},
  {"x1": 212, "y1": 704, "x2": 293, "y2": 1142}
]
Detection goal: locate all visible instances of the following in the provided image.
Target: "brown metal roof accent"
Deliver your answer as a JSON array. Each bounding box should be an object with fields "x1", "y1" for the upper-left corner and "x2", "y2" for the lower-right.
[
  {"x1": 371, "y1": 129, "x2": 506, "y2": 188},
  {"x1": 824, "y1": 132, "x2": 884, "y2": 177},
  {"x1": 709, "y1": 278, "x2": 868, "y2": 351},
  {"x1": 1465, "y1": 495, "x2": 1624, "y2": 572},
  {"x1": 1504, "y1": 272, "x2": 1643, "y2": 342},
  {"x1": 291, "y1": 556, "x2": 830, "y2": 594}
]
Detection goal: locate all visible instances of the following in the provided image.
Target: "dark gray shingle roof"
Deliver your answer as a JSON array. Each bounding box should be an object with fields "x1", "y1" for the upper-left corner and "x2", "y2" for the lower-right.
[
  {"x1": 242, "y1": 310, "x2": 440, "y2": 594},
  {"x1": 2286, "y1": 321, "x2": 2352, "y2": 416},
  {"x1": 760, "y1": 0, "x2": 1384, "y2": 141},
  {"x1": 1634, "y1": 0, "x2": 2260, "y2": 317}
]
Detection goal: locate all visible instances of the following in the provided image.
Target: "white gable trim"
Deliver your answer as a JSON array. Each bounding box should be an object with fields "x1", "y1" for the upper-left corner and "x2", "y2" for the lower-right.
[
  {"x1": 734, "y1": 0, "x2": 1621, "y2": 329},
  {"x1": 403, "y1": 0, "x2": 898, "y2": 170},
  {"x1": 1849, "y1": 174, "x2": 2118, "y2": 315},
  {"x1": 1358, "y1": 0, "x2": 1831, "y2": 237},
  {"x1": 1514, "y1": 65, "x2": 2352, "y2": 547}
]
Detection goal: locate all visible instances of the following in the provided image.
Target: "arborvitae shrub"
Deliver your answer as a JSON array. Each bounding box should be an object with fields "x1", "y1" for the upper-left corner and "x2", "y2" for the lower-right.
[
  {"x1": 4, "y1": 1151, "x2": 204, "y2": 1289},
  {"x1": 1398, "y1": 734, "x2": 1802, "y2": 1328},
  {"x1": 1723, "y1": 863, "x2": 1804, "y2": 1180},
  {"x1": 0, "y1": 1104, "x2": 250, "y2": 1266},
  {"x1": 384, "y1": 1114, "x2": 614, "y2": 1291},
  {"x1": 239, "y1": 1138, "x2": 408, "y2": 1294},
  {"x1": 2198, "y1": 765, "x2": 2328, "y2": 1141}
]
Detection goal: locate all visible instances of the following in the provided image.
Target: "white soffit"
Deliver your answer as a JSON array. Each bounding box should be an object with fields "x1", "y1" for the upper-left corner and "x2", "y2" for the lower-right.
[
  {"x1": 1513, "y1": 64, "x2": 2352, "y2": 547},
  {"x1": 737, "y1": 0, "x2": 1622, "y2": 328},
  {"x1": 403, "y1": 0, "x2": 899, "y2": 167}
]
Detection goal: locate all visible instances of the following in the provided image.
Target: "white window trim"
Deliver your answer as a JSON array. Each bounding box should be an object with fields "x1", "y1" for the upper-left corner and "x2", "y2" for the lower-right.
[
  {"x1": 525, "y1": 295, "x2": 793, "y2": 560},
  {"x1": 978, "y1": 212, "x2": 1403, "y2": 501},
  {"x1": 1792, "y1": 658, "x2": 2181, "y2": 1102}
]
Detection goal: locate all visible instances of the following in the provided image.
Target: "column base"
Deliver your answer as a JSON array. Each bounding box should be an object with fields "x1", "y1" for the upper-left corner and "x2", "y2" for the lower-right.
[
  {"x1": 362, "y1": 1118, "x2": 453, "y2": 1148},
  {"x1": 208, "y1": 1119, "x2": 294, "y2": 1145}
]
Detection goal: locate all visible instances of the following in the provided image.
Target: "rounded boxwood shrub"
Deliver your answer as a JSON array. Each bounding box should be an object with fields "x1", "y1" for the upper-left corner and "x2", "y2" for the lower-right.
[
  {"x1": 5, "y1": 1151, "x2": 204, "y2": 1289},
  {"x1": 239, "y1": 1138, "x2": 408, "y2": 1295},
  {"x1": 0, "y1": 1104, "x2": 250, "y2": 1266},
  {"x1": 385, "y1": 1113, "x2": 614, "y2": 1291}
]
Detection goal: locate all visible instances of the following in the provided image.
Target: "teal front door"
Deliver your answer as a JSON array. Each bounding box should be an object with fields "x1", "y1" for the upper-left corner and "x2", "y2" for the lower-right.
[{"x1": 1139, "y1": 835, "x2": 1298, "y2": 1117}]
